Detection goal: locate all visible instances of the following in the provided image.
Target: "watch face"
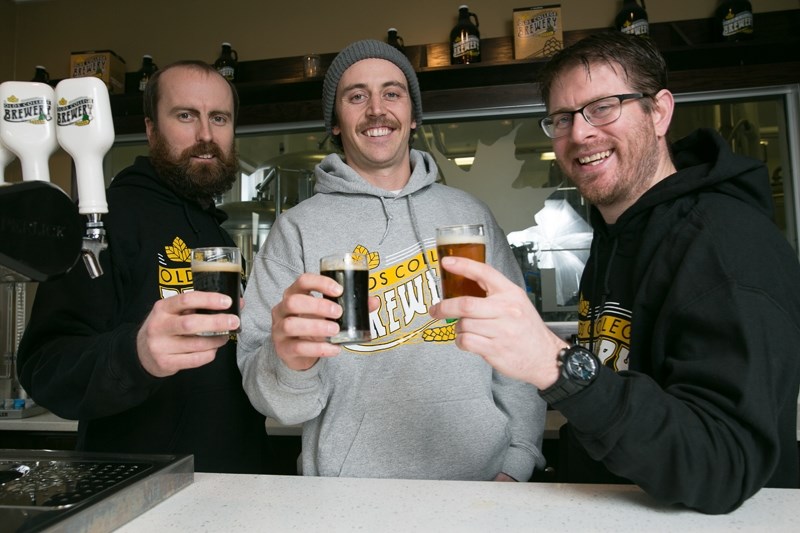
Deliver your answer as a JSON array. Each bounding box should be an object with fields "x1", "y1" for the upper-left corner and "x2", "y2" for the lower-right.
[{"x1": 565, "y1": 348, "x2": 599, "y2": 383}]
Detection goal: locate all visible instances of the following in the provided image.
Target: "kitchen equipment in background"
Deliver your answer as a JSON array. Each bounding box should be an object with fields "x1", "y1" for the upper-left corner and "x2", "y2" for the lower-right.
[{"x1": 221, "y1": 150, "x2": 321, "y2": 279}]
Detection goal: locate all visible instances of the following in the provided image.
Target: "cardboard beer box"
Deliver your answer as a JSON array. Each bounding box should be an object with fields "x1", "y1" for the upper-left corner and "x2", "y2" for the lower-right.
[
  {"x1": 69, "y1": 50, "x2": 126, "y2": 94},
  {"x1": 513, "y1": 5, "x2": 564, "y2": 60}
]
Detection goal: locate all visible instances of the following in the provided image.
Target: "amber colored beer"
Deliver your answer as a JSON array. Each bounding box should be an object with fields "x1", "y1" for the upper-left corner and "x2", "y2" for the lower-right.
[{"x1": 436, "y1": 224, "x2": 487, "y2": 298}]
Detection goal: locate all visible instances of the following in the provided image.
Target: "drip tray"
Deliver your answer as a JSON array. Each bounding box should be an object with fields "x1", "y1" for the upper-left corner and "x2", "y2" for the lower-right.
[{"x1": 0, "y1": 449, "x2": 193, "y2": 532}]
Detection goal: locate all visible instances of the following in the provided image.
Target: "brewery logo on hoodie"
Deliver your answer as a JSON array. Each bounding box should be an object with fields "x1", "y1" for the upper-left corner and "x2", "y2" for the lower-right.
[{"x1": 158, "y1": 236, "x2": 193, "y2": 299}]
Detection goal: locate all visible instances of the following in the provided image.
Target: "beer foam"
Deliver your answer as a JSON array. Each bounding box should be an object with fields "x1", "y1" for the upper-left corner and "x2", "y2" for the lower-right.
[
  {"x1": 191, "y1": 261, "x2": 241, "y2": 273},
  {"x1": 320, "y1": 255, "x2": 369, "y2": 271},
  {"x1": 436, "y1": 234, "x2": 486, "y2": 246}
]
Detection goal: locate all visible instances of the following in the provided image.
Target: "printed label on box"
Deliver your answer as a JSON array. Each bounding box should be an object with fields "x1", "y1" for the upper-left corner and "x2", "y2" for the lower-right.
[{"x1": 514, "y1": 5, "x2": 563, "y2": 60}]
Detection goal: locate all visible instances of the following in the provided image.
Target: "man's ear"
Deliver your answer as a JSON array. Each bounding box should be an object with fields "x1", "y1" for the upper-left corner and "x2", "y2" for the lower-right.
[
  {"x1": 651, "y1": 89, "x2": 674, "y2": 138},
  {"x1": 145, "y1": 117, "x2": 154, "y2": 143}
]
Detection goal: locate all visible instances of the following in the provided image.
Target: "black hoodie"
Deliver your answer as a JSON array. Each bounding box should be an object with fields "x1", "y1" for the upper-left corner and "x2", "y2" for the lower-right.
[
  {"x1": 17, "y1": 156, "x2": 269, "y2": 474},
  {"x1": 552, "y1": 129, "x2": 800, "y2": 513}
]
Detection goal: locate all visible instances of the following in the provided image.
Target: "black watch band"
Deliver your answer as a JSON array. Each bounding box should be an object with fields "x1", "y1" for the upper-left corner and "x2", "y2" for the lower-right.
[{"x1": 538, "y1": 345, "x2": 600, "y2": 404}]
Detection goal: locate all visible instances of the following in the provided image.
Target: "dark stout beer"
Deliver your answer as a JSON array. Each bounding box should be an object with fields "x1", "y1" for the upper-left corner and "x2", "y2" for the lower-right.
[
  {"x1": 191, "y1": 247, "x2": 241, "y2": 336},
  {"x1": 320, "y1": 254, "x2": 371, "y2": 344}
]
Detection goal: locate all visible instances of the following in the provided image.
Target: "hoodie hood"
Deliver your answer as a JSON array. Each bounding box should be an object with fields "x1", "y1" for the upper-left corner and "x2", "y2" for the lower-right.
[
  {"x1": 607, "y1": 127, "x2": 773, "y2": 230},
  {"x1": 314, "y1": 149, "x2": 438, "y2": 198}
]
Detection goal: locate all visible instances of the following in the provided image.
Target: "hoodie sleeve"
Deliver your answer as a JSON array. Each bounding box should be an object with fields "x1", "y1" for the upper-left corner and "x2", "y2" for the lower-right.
[
  {"x1": 237, "y1": 216, "x2": 329, "y2": 425},
  {"x1": 556, "y1": 199, "x2": 800, "y2": 513},
  {"x1": 485, "y1": 215, "x2": 548, "y2": 480},
  {"x1": 17, "y1": 243, "x2": 162, "y2": 420}
]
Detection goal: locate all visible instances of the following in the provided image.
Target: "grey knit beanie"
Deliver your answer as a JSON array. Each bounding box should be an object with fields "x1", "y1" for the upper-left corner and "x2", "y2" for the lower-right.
[{"x1": 323, "y1": 39, "x2": 423, "y2": 137}]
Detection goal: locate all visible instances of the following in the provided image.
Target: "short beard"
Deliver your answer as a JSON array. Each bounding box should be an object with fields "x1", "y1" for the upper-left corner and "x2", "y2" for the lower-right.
[{"x1": 149, "y1": 128, "x2": 239, "y2": 205}]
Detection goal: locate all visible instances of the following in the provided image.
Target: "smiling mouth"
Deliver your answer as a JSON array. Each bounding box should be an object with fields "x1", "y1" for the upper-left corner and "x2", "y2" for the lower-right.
[
  {"x1": 192, "y1": 154, "x2": 215, "y2": 160},
  {"x1": 363, "y1": 127, "x2": 393, "y2": 138},
  {"x1": 578, "y1": 150, "x2": 611, "y2": 166}
]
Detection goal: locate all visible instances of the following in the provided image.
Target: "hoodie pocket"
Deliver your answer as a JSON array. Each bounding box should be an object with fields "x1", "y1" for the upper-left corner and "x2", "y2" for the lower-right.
[{"x1": 332, "y1": 396, "x2": 510, "y2": 480}]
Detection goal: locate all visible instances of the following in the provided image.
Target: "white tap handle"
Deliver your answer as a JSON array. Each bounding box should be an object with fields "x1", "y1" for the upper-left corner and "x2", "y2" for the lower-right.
[
  {"x1": 0, "y1": 138, "x2": 15, "y2": 183},
  {"x1": 55, "y1": 77, "x2": 113, "y2": 215},
  {"x1": 0, "y1": 81, "x2": 57, "y2": 182}
]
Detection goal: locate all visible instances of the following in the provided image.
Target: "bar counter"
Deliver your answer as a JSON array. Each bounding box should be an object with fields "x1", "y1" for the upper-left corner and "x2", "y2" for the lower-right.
[{"x1": 116, "y1": 473, "x2": 799, "y2": 532}]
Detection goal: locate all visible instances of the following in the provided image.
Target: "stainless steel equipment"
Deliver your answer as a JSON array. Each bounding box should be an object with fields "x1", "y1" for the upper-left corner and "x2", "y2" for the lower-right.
[
  {"x1": 0, "y1": 449, "x2": 192, "y2": 532},
  {"x1": 222, "y1": 150, "x2": 321, "y2": 278}
]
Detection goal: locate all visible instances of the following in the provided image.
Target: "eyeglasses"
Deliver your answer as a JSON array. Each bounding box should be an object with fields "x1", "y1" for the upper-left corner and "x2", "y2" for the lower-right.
[{"x1": 540, "y1": 93, "x2": 647, "y2": 139}]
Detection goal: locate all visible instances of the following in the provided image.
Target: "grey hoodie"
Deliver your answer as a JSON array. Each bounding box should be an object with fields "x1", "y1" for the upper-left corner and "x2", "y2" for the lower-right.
[{"x1": 238, "y1": 149, "x2": 546, "y2": 481}]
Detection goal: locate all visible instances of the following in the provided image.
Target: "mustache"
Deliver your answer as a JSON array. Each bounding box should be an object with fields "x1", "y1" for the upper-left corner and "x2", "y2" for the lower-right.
[
  {"x1": 184, "y1": 141, "x2": 224, "y2": 160},
  {"x1": 358, "y1": 118, "x2": 401, "y2": 131}
]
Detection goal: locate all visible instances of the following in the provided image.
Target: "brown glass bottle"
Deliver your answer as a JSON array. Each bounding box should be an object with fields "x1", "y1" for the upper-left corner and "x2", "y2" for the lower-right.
[
  {"x1": 614, "y1": 0, "x2": 649, "y2": 37},
  {"x1": 450, "y1": 5, "x2": 481, "y2": 64},
  {"x1": 137, "y1": 55, "x2": 158, "y2": 92},
  {"x1": 387, "y1": 28, "x2": 406, "y2": 54},
  {"x1": 214, "y1": 42, "x2": 238, "y2": 81},
  {"x1": 715, "y1": 0, "x2": 754, "y2": 41}
]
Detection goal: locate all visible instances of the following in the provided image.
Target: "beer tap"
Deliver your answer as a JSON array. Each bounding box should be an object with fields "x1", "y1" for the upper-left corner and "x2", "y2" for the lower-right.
[
  {"x1": 0, "y1": 139, "x2": 15, "y2": 184},
  {"x1": 0, "y1": 81, "x2": 58, "y2": 183},
  {"x1": 55, "y1": 77, "x2": 114, "y2": 278}
]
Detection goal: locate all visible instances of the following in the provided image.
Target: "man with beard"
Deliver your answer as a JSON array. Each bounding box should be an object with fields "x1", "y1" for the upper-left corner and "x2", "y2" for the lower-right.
[
  {"x1": 238, "y1": 40, "x2": 546, "y2": 482},
  {"x1": 430, "y1": 32, "x2": 800, "y2": 514},
  {"x1": 17, "y1": 61, "x2": 270, "y2": 474}
]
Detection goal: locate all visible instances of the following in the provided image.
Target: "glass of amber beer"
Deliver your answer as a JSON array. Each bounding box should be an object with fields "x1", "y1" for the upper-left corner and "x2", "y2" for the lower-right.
[
  {"x1": 320, "y1": 252, "x2": 371, "y2": 344},
  {"x1": 191, "y1": 246, "x2": 241, "y2": 336},
  {"x1": 436, "y1": 224, "x2": 487, "y2": 298}
]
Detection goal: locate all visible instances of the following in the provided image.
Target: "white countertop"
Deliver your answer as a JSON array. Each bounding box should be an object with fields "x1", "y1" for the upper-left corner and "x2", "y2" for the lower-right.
[{"x1": 116, "y1": 473, "x2": 800, "y2": 532}]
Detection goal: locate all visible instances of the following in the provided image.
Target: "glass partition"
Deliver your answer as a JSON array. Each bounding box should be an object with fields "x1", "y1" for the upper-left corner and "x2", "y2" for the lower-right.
[{"x1": 107, "y1": 84, "x2": 800, "y2": 325}]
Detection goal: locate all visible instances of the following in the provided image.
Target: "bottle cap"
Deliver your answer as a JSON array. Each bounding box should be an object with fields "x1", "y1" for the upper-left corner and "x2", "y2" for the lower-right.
[
  {"x1": 222, "y1": 42, "x2": 231, "y2": 47},
  {"x1": 35, "y1": 65, "x2": 46, "y2": 70},
  {"x1": 143, "y1": 54, "x2": 152, "y2": 59},
  {"x1": 388, "y1": 27, "x2": 397, "y2": 32}
]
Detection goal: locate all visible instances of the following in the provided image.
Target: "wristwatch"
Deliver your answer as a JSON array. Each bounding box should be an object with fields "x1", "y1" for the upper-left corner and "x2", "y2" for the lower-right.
[{"x1": 538, "y1": 345, "x2": 600, "y2": 404}]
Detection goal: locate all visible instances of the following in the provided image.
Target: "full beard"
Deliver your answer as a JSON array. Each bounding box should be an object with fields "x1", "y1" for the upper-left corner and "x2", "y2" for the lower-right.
[{"x1": 149, "y1": 129, "x2": 239, "y2": 205}]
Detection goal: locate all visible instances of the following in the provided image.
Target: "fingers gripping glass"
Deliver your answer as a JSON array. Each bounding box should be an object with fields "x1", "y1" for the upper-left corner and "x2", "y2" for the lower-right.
[{"x1": 539, "y1": 93, "x2": 647, "y2": 139}]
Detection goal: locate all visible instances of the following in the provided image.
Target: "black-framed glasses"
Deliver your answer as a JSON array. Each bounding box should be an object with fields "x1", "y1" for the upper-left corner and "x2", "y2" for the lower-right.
[{"x1": 539, "y1": 93, "x2": 647, "y2": 139}]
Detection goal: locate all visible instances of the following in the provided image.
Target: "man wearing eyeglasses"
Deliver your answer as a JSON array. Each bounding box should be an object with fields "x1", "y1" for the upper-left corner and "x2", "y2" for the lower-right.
[{"x1": 431, "y1": 32, "x2": 800, "y2": 514}]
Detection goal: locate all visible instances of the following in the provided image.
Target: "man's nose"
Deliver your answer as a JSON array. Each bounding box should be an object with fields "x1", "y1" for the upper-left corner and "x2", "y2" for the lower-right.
[
  {"x1": 568, "y1": 112, "x2": 596, "y2": 141},
  {"x1": 196, "y1": 119, "x2": 213, "y2": 142},
  {"x1": 367, "y1": 95, "x2": 385, "y2": 116}
]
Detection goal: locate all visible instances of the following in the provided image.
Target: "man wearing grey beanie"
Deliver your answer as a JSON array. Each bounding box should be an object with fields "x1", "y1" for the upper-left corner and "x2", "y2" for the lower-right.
[{"x1": 239, "y1": 40, "x2": 546, "y2": 482}]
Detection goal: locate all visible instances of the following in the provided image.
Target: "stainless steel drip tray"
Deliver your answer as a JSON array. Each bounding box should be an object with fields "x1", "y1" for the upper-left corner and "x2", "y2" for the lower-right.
[{"x1": 0, "y1": 449, "x2": 193, "y2": 532}]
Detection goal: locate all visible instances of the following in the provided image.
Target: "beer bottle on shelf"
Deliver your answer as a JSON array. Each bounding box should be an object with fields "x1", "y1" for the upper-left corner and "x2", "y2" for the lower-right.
[
  {"x1": 715, "y1": 0, "x2": 754, "y2": 42},
  {"x1": 31, "y1": 65, "x2": 50, "y2": 84},
  {"x1": 615, "y1": 0, "x2": 649, "y2": 37},
  {"x1": 450, "y1": 5, "x2": 481, "y2": 65},
  {"x1": 387, "y1": 28, "x2": 406, "y2": 54},
  {"x1": 214, "y1": 42, "x2": 238, "y2": 81},
  {"x1": 137, "y1": 54, "x2": 158, "y2": 92}
]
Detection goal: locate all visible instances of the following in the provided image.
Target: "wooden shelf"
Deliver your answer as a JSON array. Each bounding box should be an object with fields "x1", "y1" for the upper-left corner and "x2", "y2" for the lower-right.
[{"x1": 110, "y1": 9, "x2": 799, "y2": 136}]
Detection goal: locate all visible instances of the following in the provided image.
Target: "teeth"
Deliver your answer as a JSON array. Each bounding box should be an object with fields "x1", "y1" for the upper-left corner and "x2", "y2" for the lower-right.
[
  {"x1": 196, "y1": 154, "x2": 213, "y2": 159},
  {"x1": 578, "y1": 150, "x2": 611, "y2": 165},
  {"x1": 365, "y1": 127, "x2": 391, "y2": 137}
]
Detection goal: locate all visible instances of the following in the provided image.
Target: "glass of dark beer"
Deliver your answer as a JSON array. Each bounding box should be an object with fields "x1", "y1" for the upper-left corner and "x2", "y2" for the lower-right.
[
  {"x1": 320, "y1": 252, "x2": 371, "y2": 344},
  {"x1": 436, "y1": 224, "x2": 487, "y2": 298},
  {"x1": 191, "y1": 246, "x2": 241, "y2": 336}
]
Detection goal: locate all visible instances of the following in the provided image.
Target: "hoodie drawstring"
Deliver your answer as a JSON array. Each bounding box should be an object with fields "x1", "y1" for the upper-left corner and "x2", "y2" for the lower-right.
[
  {"x1": 378, "y1": 196, "x2": 393, "y2": 245},
  {"x1": 406, "y1": 193, "x2": 438, "y2": 286},
  {"x1": 589, "y1": 235, "x2": 618, "y2": 355}
]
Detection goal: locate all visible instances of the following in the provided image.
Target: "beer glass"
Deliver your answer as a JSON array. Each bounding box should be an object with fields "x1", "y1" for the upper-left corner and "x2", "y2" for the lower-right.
[
  {"x1": 191, "y1": 246, "x2": 241, "y2": 336},
  {"x1": 320, "y1": 253, "x2": 371, "y2": 344},
  {"x1": 436, "y1": 224, "x2": 487, "y2": 298}
]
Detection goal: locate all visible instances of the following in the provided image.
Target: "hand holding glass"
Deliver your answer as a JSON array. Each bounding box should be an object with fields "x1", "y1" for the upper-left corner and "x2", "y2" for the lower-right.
[{"x1": 191, "y1": 246, "x2": 241, "y2": 336}]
